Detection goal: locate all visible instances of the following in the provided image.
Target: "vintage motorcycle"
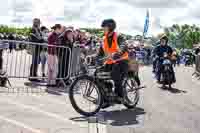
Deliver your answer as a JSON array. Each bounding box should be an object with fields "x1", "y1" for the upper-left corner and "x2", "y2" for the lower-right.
[{"x1": 69, "y1": 53, "x2": 144, "y2": 116}]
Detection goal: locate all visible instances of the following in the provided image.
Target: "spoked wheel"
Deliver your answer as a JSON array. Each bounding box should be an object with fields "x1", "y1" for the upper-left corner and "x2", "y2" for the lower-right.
[
  {"x1": 123, "y1": 78, "x2": 140, "y2": 109},
  {"x1": 69, "y1": 75, "x2": 103, "y2": 116}
]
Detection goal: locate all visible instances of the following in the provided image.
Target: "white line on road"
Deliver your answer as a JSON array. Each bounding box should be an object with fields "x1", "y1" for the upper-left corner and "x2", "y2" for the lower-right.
[
  {"x1": 31, "y1": 95, "x2": 69, "y2": 106},
  {"x1": 0, "y1": 115, "x2": 44, "y2": 133},
  {"x1": 0, "y1": 98, "x2": 87, "y2": 128},
  {"x1": 192, "y1": 76, "x2": 200, "y2": 86},
  {"x1": 0, "y1": 98, "x2": 107, "y2": 133}
]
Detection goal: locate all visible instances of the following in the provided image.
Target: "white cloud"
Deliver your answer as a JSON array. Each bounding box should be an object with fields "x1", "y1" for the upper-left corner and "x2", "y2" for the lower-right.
[
  {"x1": 0, "y1": 0, "x2": 200, "y2": 35},
  {"x1": 119, "y1": 0, "x2": 188, "y2": 8}
]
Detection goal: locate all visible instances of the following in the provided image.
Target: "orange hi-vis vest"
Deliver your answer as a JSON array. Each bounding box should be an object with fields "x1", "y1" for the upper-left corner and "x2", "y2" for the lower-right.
[{"x1": 103, "y1": 32, "x2": 128, "y2": 64}]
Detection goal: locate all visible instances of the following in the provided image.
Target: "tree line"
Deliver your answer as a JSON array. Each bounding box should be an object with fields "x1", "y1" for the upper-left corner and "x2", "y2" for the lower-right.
[
  {"x1": 1, "y1": 24, "x2": 200, "y2": 49},
  {"x1": 0, "y1": 25, "x2": 31, "y2": 36},
  {"x1": 164, "y1": 24, "x2": 200, "y2": 49}
]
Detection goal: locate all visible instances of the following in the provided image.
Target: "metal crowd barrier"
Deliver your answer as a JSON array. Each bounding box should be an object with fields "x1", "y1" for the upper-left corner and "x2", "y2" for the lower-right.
[
  {"x1": 194, "y1": 55, "x2": 200, "y2": 76},
  {"x1": 70, "y1": 45, "x2": 81, "y2": 78},
  {"x1": 0, "y1": 40, "x2": 84, "y2": 87}
]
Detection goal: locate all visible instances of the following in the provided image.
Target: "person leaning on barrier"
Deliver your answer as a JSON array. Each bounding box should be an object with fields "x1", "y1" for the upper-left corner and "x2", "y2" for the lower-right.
[
  {"x1": 47, "y1": 24, "x2": 62, "y2": 86},
  {"x1": 29, "y1": 18, "x2": 44, "y2": 82},
  {"x1": 40, "y1": 26, "x2": 49, "y2": 77},
  {"x1": 57, "y1": 28, "x2": 74, "y2": 82},
  {"x1": 8, "y1": 33, "x2": 15, "y2": 53},
  {"x1": 0, "y1": 34, "x2": 6, "y2": 71}
]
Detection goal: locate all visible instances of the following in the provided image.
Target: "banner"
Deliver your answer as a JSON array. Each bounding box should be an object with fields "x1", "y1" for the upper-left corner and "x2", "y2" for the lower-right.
[{"x1": 143, "y1": 9, "x2": 149, "y2": 38}]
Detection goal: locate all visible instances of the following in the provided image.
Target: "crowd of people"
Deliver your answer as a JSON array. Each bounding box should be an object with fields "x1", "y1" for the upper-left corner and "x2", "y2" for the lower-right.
[
  {"x1": 0, "y1": 18, "x2": 105, "y2": 86},
  {"x1": 27, "y1": 18, "x2": 105, "y2": 86}
]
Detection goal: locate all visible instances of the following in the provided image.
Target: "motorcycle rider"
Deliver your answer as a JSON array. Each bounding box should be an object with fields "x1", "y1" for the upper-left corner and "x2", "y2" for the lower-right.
[
  {"x1": 153, "y1": 35, "x2": 175, "y2": 83},
  {"x1": 97, "y1": 19, "x2": 129, "y2": 103}
]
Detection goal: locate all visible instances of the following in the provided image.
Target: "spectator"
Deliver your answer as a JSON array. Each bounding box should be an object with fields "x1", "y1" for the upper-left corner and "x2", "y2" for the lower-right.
[
  {"x1": 57, "y1": 28, "x2": 74, "y2": 81},
  {"x1": 41, "y1": 26, "x2": 49, "y2": 42},
  {"x1": 0, "y1": 34, "x2": 7, "y2": 71},
  {"x1": 146, "y1": 48, "x2": 151, "y2": 65},
  {"x1": 29, "y1": 18, "x2": 44, "y2": 82},
  {"x1": 47, "y1": 24, "x2": 62, "y2": 86},
  {"x1": 8, "y1": 33, "x2": 15, "y2": 52},
  {"x1": 3, "y1": 34, "x2": 7, "y2": 40},
  {"x1": 0, "y1": 34, "x2": 2, "y2": 40},
  {"x1": 40, "y1": 26, "x2": 49, "y2": 77},
  {"x1": 195, "y1": 47, "x2": 200, "y2": 55}
]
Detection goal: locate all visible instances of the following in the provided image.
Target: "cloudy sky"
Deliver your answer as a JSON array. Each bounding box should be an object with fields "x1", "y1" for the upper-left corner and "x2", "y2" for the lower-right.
[{"x1": 0, "y1": 0, "x2": 200, "y2": 35}]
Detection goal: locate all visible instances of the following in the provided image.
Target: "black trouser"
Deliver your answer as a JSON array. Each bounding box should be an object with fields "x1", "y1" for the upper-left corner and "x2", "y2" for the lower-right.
[
  {"x1": 105, "y1": 60, "x2": 128, "y2": 98},
  {"x1": 128, "y1": 72, "x2": 141, "y2": 86},
  {"x1": 57, "y1": 48, "x2": 70, "y2": 79},
  {"x1": 30, "y1": 46, "x2": 41, "y2": 77}
]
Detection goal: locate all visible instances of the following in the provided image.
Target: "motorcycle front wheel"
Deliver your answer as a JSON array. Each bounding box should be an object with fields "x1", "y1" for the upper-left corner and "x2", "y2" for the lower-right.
[
  {"x1": 69, "y1": 75, "x2": 103, "y2": 116},
  {"x1": 123, "y1": 78, "x2": 140, "y2": 109}
]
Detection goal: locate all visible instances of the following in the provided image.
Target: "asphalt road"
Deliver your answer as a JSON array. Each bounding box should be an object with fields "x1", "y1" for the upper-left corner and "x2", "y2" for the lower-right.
[{"x1": 0, "y1": 66, "x2": 199, "y2": 133}]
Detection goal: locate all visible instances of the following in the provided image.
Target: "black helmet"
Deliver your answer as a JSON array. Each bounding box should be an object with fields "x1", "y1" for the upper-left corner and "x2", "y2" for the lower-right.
[
  {"x1": 101, "y1": 19, "x2": 116, "y2": 32},
  {"x1": 160, "y1": 35, "x2": 168, "y2": 44}
]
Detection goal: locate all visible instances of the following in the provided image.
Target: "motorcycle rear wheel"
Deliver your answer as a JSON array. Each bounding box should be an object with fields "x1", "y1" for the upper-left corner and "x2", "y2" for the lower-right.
[{"x1": 162, "y1": 71, "x2": 172, "y2": 89}]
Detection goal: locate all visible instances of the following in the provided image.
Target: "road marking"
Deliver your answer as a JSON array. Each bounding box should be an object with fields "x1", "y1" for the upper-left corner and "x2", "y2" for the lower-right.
[
  {"x1": 0, "y1": 115, "x2": 44, "y2": 133},
  {"x1": 88, "y1": 116, "x2": 107, "y2": 133},
  {"x1": 97, "y1": 123, "x2": 107, "y2": 133},
  {"x1": 0, "y1": 97, "x2": 107, "y2": 133},
  {"x1": 31, "y1": 95, "x2": 69, "y2": 106},
  {"x1": 0, "y1": 98, "x2": 87, "y2": 128},
  {"x1": 192, "y1": 76, "x2": 200, "y2": 86}
]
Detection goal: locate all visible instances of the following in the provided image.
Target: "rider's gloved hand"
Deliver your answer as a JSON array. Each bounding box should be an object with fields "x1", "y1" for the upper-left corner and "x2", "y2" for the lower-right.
[{"x1": 112, "y1": 52, "x2": 121, "y2": 60}]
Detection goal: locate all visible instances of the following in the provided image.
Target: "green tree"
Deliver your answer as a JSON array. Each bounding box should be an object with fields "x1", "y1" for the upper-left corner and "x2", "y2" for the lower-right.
[{"x1": 164, "y1": 24, "x2": 200, "y2": 49}]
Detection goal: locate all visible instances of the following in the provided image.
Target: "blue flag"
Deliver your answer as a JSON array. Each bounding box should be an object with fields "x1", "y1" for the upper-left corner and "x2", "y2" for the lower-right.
[{"x1": 143, "y1": 9, "x2": 149, "y2": 38}]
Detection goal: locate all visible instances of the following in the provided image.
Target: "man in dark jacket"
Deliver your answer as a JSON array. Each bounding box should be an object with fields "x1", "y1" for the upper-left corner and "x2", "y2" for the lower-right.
[
  {"x1": 29, "y1": 18, "x2": 44, "y2": 81},
  {"x1": 153, "y1": 35, "x2": 175, "y2": 83}
]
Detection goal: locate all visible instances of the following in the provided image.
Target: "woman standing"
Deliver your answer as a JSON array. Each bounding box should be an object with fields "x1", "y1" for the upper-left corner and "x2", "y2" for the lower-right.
[{"x1": 47, "y1": 24, "x2": 62, "y2": 86}]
